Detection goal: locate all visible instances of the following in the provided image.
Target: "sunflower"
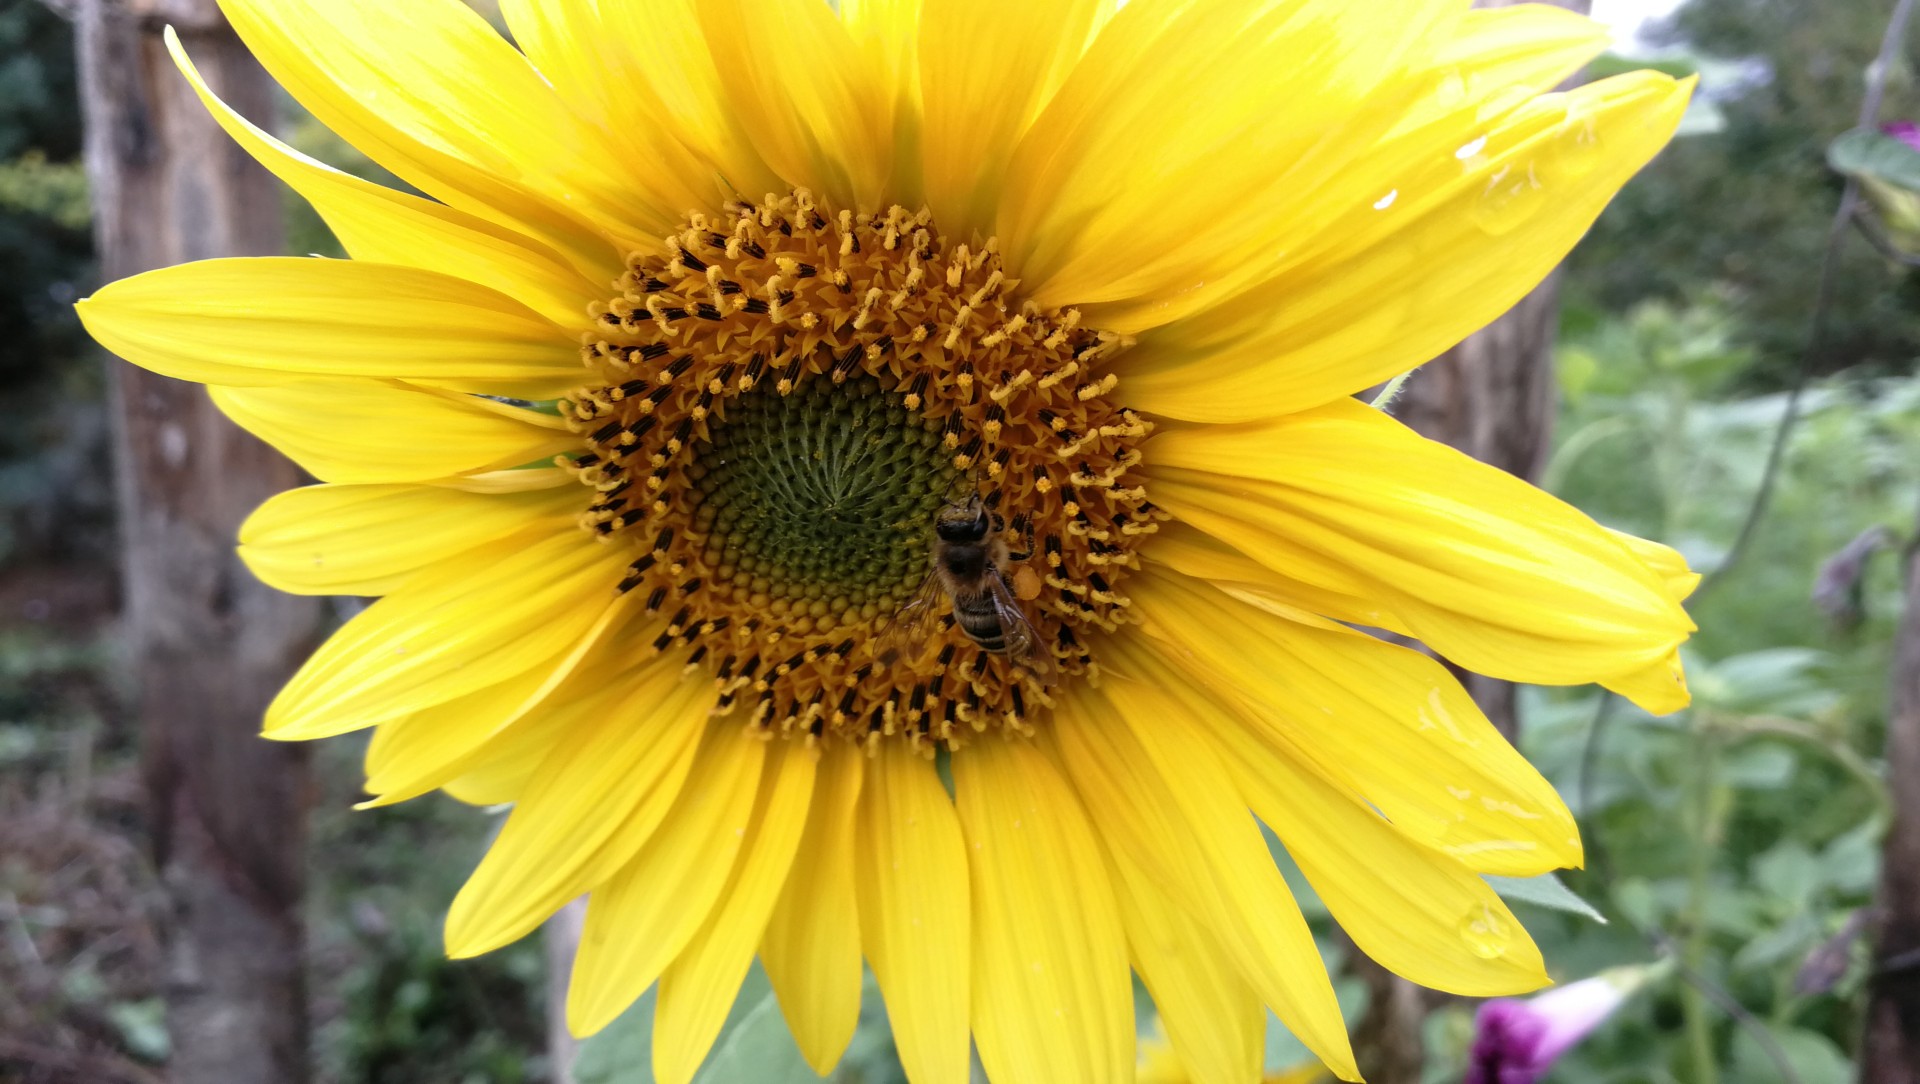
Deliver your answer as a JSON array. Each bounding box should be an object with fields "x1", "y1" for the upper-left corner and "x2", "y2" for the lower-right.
[{"x1": 77, "y1": 1, "x2": 1697, "y2": 1081}]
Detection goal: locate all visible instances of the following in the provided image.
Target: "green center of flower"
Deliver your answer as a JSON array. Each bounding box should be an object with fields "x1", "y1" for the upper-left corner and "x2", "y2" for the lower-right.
[{"x1": 686, "y1": 373, "x2": 961, "y2": 622}]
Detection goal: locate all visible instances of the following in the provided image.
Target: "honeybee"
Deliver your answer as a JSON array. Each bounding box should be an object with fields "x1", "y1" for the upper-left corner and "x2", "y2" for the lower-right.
[{"x1": 882, "y1": 498, "x2": 1048, "y2": 673}]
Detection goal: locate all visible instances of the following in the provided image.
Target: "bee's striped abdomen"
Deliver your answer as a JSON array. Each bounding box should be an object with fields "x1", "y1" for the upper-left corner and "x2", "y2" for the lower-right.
[{"x1": 953, "y1": 592, "x2": 1010, "y2": 653}]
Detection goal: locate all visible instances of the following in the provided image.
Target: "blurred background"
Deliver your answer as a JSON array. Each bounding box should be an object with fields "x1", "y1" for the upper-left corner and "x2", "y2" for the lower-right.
[{"x1": 4, "y1": 0, "x2": 1920, "y2": 1082}]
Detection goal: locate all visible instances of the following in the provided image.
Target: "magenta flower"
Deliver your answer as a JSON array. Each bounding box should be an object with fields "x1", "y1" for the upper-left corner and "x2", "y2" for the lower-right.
[
  {"x1": 1883, "y1": 120, "x2": 1920, "y2": 153},
  {"x1": 1466, "y1": 969, "x2": 1649, "y2": 1084}
]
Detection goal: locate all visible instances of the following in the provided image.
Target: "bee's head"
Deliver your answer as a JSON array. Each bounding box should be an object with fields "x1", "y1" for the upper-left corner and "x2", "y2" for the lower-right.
[{"x1": 934, "y1": 498, "x2": 990, "y2": 543}]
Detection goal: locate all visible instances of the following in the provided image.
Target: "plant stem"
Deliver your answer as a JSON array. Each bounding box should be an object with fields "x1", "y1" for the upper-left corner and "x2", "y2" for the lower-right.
[
  {"x1": 1369, "y1": 368, "x2": 1415, "y2": 411},
  {"x1": 1680, "y1": 721, "x2": 1724, "y2": 1084}
]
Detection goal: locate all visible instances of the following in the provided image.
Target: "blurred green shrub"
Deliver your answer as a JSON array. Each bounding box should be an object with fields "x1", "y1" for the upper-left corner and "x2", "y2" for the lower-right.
[
  {"x1": 1465, "y1": 296, "x2": 1920, "y2": 1084},
  {"x1": 1571, "y1": 0, "x2": 1920, "y2": 383}
]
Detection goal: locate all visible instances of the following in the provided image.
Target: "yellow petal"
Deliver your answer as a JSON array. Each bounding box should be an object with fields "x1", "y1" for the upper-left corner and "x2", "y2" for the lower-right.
[
  {"x1": 997, "y1": 0, "x2": 1453, "y2": 324},
  {"x1": 841, "y1": 0, "x2": 923, "y2": 207},
  {"x1": 1191, "y1": 685, "x2": 1550, "y2": 996},
  {"x1": 1213, "y1": 4, "x2": 1612, "y2": 305},
  {"x1": 1388, "y1": 4, "x2": 1610, "y2": 139},
  {"x1": 360, "y1": 670, "x2": 589, "y2": 809},
  {"x1": 916, "y1": 0, "x2": 1106, "y2": 238},
  {"x1": 1149, "y1": 396, "x2": 1694, "y2": 695},
  {"x1": 266, "y1": 527, "x2": 624, "y2": 739},
  {"x1": 1132, "y1": 569, "x2": 1581, "y2": 876},
  {"x1": 955, "y1": 739, "x2": 1134, "y2": 1084},
  {"x1": 217, "y1": 0, "x2": 640, "y2": 269},
  {"x1": 1602, "y1": 649, "x2": 1691, "y2": 715},
  {"x1": 357, "y1": 609, "x2": 641, "y2": 809},
  {"x1": 1113, "y1": 854, "x2": 1263, "y2": 1084},
  {"x1": 1117, "y1": 71, "x2": 1693, "y2": 419},
  {"x1": 438, "y1": 750, "x2": 541, "y2": 806},
  {"x1": 1050, "y1": 690, "x2": 1358, "y2": 1081},
  {"x1": 165, "y1": 29, "x2": 600, "y2": 329},
  {"x1": 701, "y1": 0, "x2": 895, "y2": 210},
  {"x1": 855, "y1": 743, "x2": 970, "y2": 1084},
  {"x1": 841, "y1": 0, "x2": 921, "y2": 105},
  {"x1": 1114, "y1": 670, "x2": 1547, "y2": 998},
  {"x1": 211, "y1": 381, "x2": 576, "y2": 485},
  {"x1": 1608, "y1": 528, "x2": 1703, "y2": 601},
  {"x1": 496, "y1": 0, "x2": 768, "y2": 215},
  {"x1": 238, "y1": 483, "x2": 580, "y2": 597},
  {"x1": 493, "y1": 0, "x2": 723, "y2": 210},
  {"x1": 653, "y1": 743, "x2": 819, "y2": 1084},
  {"x1": 435, "y1": 704, "x2": 581, "y2": 806},
  {"x1": 432, "y1": 467, "x2": 574, "y2": 495},
  {"x1": 1154, "y1": 519, "x2": 1695, "y2": 716},
  {"x1": 79, "y1": 257, "x2": 582, "y2": 399},
  {"x1": 761, "y1": 746, "x2": 866, "y2": 1075},
  {"x1": 1148, "y1": 520, "x2": 1397, "y2": 631},
  {"x1": 445, "y1": 660, "x2": 708, "y2": 958},
  {"x1": 567, "y1": 725, "x2": 768, "y2": 1036}
]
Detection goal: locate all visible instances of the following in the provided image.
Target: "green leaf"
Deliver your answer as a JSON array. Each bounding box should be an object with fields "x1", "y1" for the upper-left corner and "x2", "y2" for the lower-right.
[
  {"x1": 1484, "y1": 872, "x2": 1608, "y2": 924},
  {"x1": 1753, "y1": 841, "x2": 1823, "y2": 908},
  {"x1": 1828, "y1": 126, "x2": 1920, "y2": 192},
  {"x1": 692, "y1": 987, "x2": 823, "y2": 1084},
  {"x1": 1609, "y1": 877, "x2": 1662, "y2": 932},
  {"x1": 572, "y1": 987, "x2": 657, "y2": 1084},
  {"x1": 1692, "y1": 647, "x2": 1840, "y2": 717},
  {"x1": 1729, "y1": 1024, "x2": 1852, "y2": 1084},
  {"x1": 1820, "y1": 822, "x2": 1881, "y2": 895},
  {"x1": 1733, "y1": 913, "x2": 1822, "y2": 973},
  {"x1": 106, "y1": 998, "x2": 169, "y2": 1062},
  {"x1": 572, "y1": 967, "x2": 906, "y2": 1084},
  {"x1": 1263, "y1": 978, "x2": 1367, "y2": 1074},
  {"x1": 1719, "y1": 745, "x2": 1799, "y2": 791}
]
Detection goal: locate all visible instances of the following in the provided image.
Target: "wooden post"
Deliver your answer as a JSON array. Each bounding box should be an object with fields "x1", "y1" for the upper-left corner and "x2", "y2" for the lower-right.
[
  {"x1": 1355, "y1": 262, "x2": 1573, "y2": 1084},
  {"x1": 1862, "y1": 530, "x2": 1920, "y2": 1083},
  {"x1": 75, "y1": 2, "x2": 320, "y2": 1081},
  {"x1": 1355, "y1": 6, "x2": 1590, "y2": 1080},
  {"x1": 546, "y1": 900, "x2": 588, "y2": 1084}
]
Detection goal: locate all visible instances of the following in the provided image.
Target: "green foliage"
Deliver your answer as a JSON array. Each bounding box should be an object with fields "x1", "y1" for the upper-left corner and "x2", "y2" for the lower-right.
[
  {"x1": 0, "y1": 150, "x2": 87, "y2": 231},
  {"x1": 1827, "y1": 126, "x2": 1920, "y2": 192},
  {"x1": 325, "y1": 913, "x2": 547, "y2": 1084},
  {"x1": 0, "y1": 2, "x2": 88, "y2": 388},
  {"x1": 1484, "y1": 872, "x2": 1610, "y2": 926},
  {"x1": 575, "y1": 968, "x2": 908, "y2": 1084},
  {"x1": 307, "y1": 737, "x2": 551, "y2": 1084},
  {"x1": 1569, "y1": 0, "x2": 1920, "y2": 382},
  {"x1": 0, "y1": 4, "x2": 103, "y2": 567},
  {"x1": 1478, "y1": 297, "x2": 1916, "y2": 1084},
  {"x1": 1828, "y1": 126, "x2": 1920, "y2": 257}
]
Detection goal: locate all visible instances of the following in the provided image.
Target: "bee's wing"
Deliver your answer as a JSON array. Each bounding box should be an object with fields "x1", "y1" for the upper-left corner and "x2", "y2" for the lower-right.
[
  {"x1": 984, "y1": 572, "x2": 1051, "y2": 678},
  {"x1": 878, "y1": 572, "x2": 949, "y2": 663}
]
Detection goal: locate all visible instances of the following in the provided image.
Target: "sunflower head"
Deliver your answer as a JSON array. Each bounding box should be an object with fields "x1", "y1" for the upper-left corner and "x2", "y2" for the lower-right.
[
  {"x1": 562, "y1": 190, "x2": 1156, "y2": 745},
  {"x1": 76, "y1": 2, "x2": 1699, "y2": 1082}
]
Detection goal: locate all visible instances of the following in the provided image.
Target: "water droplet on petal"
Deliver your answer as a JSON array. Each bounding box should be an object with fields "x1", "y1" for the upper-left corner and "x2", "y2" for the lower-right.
[
  {"x1": 1373, "y1": 189, "x2": 1399, "y2": 211},
  {"x1": 1471, "y1": 161, "x2": 1546, "y2": 236},
  {"x1": 1454, "y1": 135, "x2": 1489, "y2": 160},
  {"x1": 1458, "y1": 903, "x2": 1513, "y2": 959},
  {"x1": 1554, "y1": 99, "x2": 1603, "y2": 179}
]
